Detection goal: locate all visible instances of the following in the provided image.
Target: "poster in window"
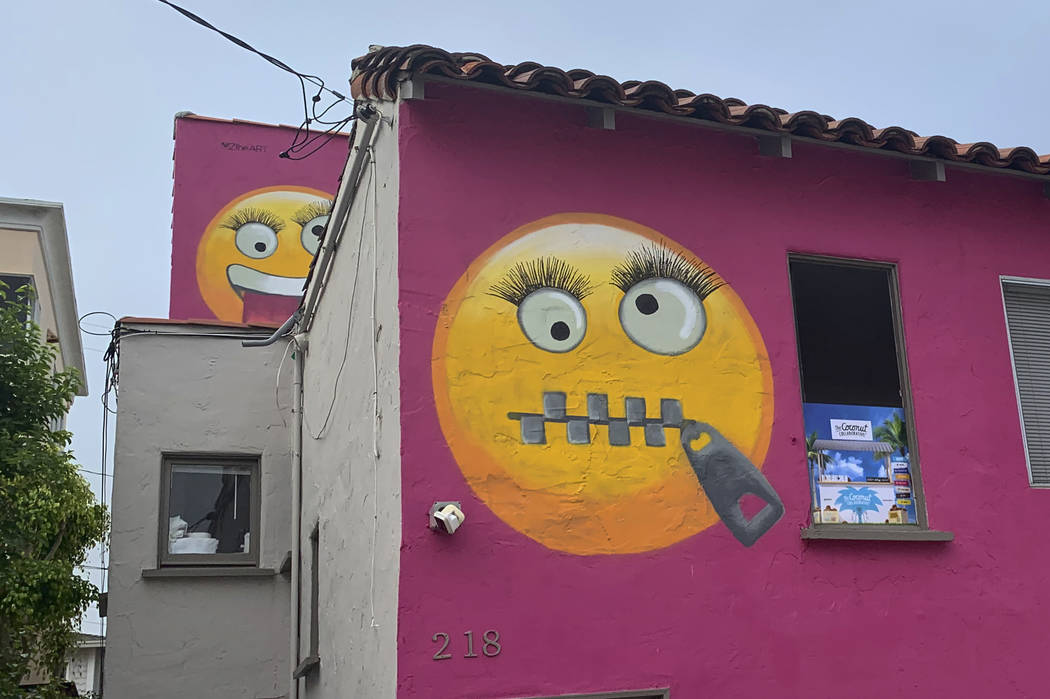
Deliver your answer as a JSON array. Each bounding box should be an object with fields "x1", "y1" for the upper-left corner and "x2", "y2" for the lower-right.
[{"x1": 802, "y1": 403, "x2": 916, "y2": 525}]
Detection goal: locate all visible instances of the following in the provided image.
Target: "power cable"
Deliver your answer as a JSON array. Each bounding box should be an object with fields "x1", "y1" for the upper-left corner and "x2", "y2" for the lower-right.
[
  {"x1": 154, "y1": 0, "x2": 345, "y2": 102},
  {"x1": 304, "y1": 160, "x2": 376, "y2": 440},
  {"x1": 153, "y1": 0, "x2": 353, "y2": 159}
]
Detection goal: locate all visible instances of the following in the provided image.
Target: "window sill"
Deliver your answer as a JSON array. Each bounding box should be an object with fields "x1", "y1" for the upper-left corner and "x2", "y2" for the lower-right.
[
  {"x1": 292, "y1": 655, "x2": 320, "y2": 679},
  {"x1": 142, "y1": 567, "x2": 276, "y2": 579},
  {"x1": 801, "y1": 525, "x2": 953, "y2": 542}
]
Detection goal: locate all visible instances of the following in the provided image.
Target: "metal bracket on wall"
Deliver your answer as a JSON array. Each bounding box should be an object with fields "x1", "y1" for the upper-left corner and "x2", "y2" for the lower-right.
[
  {"x1": 400, "y1": 74, "x2": 426, "y2": 101},
  {"x1": 757, "y1": 133, "x2": 792, "y2": 158},
  {"x1": 279, "y1": 550, "x2": 292, "y2": 577},
  {"x1": 587, "y1": 106, "x2": 616, "y2": 130},
  {"x1": 429, "y1": 501, "x2": 462, "y2": 530},
  {"x1": 909, "y1": 159, "x2": 946, "y2": 182}
]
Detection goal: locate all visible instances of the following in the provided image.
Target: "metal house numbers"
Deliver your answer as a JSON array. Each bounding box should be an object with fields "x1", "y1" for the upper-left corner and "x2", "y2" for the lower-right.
[{"x1": 432, "y1": 630, "x2": 502, "y2": 660}]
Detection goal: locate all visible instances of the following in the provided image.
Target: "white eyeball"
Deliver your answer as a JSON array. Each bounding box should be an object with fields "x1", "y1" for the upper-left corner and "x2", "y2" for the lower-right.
[
  {"x1": 619, "y1": 278, "x2": 706, "y2": 355},
  {"x1": 235, "y1": 222, "x2": 279, "y2": 259},
  {"x1": 300, "y1": 216, "x2": 328, "y2": 256},
  {"x1": 517, "y1": 288, "x2": 587, "y2": 352}
]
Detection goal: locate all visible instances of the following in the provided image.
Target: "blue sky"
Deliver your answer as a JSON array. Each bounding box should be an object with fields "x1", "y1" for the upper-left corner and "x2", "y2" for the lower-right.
[{"x1": 4, "y1": 0, "x2": 1049, "y2": 635}]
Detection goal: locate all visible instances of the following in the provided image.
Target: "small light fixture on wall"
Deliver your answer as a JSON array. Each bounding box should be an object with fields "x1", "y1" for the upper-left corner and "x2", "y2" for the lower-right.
[{"x1": 429, "y1": 501, "x2": 465, "y2": 535}]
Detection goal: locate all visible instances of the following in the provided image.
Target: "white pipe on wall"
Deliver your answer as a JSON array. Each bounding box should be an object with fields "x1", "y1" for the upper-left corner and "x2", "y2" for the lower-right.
[{"x1": 289, "y1": 335, "x2": 305, "y2": 699}]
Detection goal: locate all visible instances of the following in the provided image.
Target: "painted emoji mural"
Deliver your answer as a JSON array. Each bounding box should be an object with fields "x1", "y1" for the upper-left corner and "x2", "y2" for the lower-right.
[
  {"x1": 195, "y1": 186, "x2": 333, "y2": 323},
  {"x1": 169, "y1": 114, "x2": 349, "y2": 325},
  {"x1": 433, "y1": 214, "x2": 784, "y2": 555}
]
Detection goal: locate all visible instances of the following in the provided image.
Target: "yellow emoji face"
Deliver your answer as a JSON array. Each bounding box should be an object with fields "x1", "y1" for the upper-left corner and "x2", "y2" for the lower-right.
[
  {"x1": 433, "y1": 214, "x2": 775, "y2": 555},
  {"x1": 196, "y1": 186, "x2": 333, "y2": 322}
]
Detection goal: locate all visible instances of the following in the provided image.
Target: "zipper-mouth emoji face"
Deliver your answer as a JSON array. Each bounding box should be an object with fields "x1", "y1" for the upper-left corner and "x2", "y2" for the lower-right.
[{"x1": 432, "y1": 213, "x2": 774, "y2": 555}]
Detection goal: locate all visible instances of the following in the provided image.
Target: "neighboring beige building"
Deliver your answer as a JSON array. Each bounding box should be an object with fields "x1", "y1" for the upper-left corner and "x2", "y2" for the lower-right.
[
  {"x1": 4, "y1": 197, "x2": 95, "y2": 694},
  {"x1": 0, "y1": 197, "x2": 87, "y2": 395}
]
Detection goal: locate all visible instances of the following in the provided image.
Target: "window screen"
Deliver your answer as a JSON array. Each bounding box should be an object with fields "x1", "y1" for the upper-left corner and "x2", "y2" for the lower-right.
[{"x1": 1002, "y1": 281, "x2": 1050, "y2": 486}]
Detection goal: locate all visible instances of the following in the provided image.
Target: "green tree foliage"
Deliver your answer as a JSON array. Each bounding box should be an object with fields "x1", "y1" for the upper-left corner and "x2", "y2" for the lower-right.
[{"x1": 0, "y1": 287, "x2": 108, "y2": 696}]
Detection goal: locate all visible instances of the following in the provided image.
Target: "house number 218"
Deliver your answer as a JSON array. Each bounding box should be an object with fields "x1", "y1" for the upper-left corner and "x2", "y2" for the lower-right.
[{"x1": 432, "y1": 630, "x2": 501, "y2": 659}]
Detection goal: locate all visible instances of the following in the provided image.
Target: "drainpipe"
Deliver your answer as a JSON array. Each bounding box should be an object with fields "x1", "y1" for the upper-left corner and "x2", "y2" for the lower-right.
[
  {"x1": 241, "y1": 315, "x2": 302, "y2": 698},
  {"x1": 288, "y1": 334, "x2": 305, "y2": 699}
]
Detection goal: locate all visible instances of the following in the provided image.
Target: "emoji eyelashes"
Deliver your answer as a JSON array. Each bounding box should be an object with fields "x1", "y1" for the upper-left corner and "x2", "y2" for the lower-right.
[
  {"x1": 432, "y1": 213, "x2": 780, "y2": 555},
  {"x1": 196, "y1": 186, "x2": 334, "y2": 322}
]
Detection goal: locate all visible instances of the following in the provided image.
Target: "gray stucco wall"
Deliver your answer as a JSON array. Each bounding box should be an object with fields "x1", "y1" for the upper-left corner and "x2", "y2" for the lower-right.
[
  {"x1": 105, "y1": 324, "x2": 291, "y2": 699},
  {"x1": 297, "y1": 103, "x2": 401, "y2": 698}
]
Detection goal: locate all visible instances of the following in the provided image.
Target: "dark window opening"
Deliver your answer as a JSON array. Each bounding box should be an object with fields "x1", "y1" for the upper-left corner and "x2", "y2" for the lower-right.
[
  {"x1": 789, "y1": 257, "x2": 930, "y2": 531},
  {"x1": 0, "y1": 274, "x2": 35, "y2": 325},
  {"x1": 789, "y1": 260, "x2": 902, "y2": 407},
  {"x1": 160, "y1": 455, "x2": 260, "y2": 566}
]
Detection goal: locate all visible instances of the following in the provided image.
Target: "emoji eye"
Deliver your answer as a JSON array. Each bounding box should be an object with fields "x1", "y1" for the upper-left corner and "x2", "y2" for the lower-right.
[
  {"x1": 300, "y1": 215, "x2": 328, "y2": 256},
  {"x1": 619, "y1": 278, "x2": 706, "y2": 355},
  {"x1": 235, "y1": 222, "x2": 278, "y2": 259},
  {"x1": 517, "y1": 288, "x2": 587, "y2": 353}
]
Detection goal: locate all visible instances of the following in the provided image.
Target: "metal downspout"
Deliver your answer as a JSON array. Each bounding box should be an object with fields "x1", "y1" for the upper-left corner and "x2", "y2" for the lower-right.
[{"x1": 289, "y1": 335, "x2": 305, "y2": 699}]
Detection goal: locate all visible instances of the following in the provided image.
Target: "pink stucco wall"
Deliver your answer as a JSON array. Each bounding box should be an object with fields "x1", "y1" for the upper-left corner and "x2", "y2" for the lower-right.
[{"x1": 397, "y1": 82, "x2": 1050, "y2": 698}]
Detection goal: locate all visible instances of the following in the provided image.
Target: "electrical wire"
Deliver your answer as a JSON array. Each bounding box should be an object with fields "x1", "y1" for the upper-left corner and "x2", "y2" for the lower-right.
[
  {"x1": 99, "y1": 327, "x2": 114, "y2": 643},
  {"x1": 273, "y1": 338, "x2": 293, "y2": 428},
  {"x1": 304, "y1": 160, "x2": 375, "y2": 440},
  {"x1": 154, "y1": 0, "x2": 344, "y2": 102},
  {"x1": 78, "y1": 311, "x2": 123, "y2": 645},
  {"x1": 367, "y1": 143, "x2": 381, "y2": 630},
  {"x1": 79, "y1": 311, "x2": 117, "y2": 337},
  {"x1": 154, "y1": 0, "x2": 353, "y2": 159},
  {"x1": 369, "y1": 144, "x2": 381, "y2": 462}
]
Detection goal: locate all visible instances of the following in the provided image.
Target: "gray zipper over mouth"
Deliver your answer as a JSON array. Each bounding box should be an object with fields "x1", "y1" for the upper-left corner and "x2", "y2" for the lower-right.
[
  {"x1": 506, "y1": 391, "x2": 786, "y2": 547},
  {"x1": 507, "y1": 391, "x2": 683, "y2": 446}
]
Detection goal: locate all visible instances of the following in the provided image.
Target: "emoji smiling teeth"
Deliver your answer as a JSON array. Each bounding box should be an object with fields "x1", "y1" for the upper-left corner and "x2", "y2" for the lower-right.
[
  {"x1": 507, "y1": 392, "x2": 684, "y2": 446},
  {"x1": 226, "y1": 264, "x2": 307, "y2": 297}
]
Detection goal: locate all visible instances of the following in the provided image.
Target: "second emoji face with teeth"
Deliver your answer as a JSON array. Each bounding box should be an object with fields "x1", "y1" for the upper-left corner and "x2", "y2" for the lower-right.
[
  {"x1": 433, "y1": 213, "x2": 776, "y2": 555},
  {"x1": 195, "y1": 186, "x2": 333, "y2": 322}
]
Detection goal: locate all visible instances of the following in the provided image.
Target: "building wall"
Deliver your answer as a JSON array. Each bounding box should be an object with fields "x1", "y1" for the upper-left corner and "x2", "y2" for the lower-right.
[
  {"x1": 297, "y1": 106, "x2": 402, "y2": 697},
  {"x1": 105, "y1": 324, "x2": 291, "y2": 699},
  {"x1": 0, "y1": 226, "x2": 62, "y2": 370},
  {"x1": 394, "y1": 82, "x2": 1050, "y2": 697}
]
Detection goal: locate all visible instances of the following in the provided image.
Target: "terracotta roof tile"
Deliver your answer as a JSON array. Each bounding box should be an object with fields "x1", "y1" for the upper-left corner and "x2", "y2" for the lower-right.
[{"x1": 350, "y1": 45, "x2": 1050, "y2": 179}]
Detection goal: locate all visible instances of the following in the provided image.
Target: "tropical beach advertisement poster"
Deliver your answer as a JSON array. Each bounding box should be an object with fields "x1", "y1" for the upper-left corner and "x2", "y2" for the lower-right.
[{"x1": 803, "y1": 403, "x2": 916, "y2": 525}]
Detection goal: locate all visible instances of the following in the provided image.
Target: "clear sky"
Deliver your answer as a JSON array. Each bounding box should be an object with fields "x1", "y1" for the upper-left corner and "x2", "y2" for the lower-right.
[{"x1": 3, "y1": 0, "x2": 1049, "y2": 637}]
